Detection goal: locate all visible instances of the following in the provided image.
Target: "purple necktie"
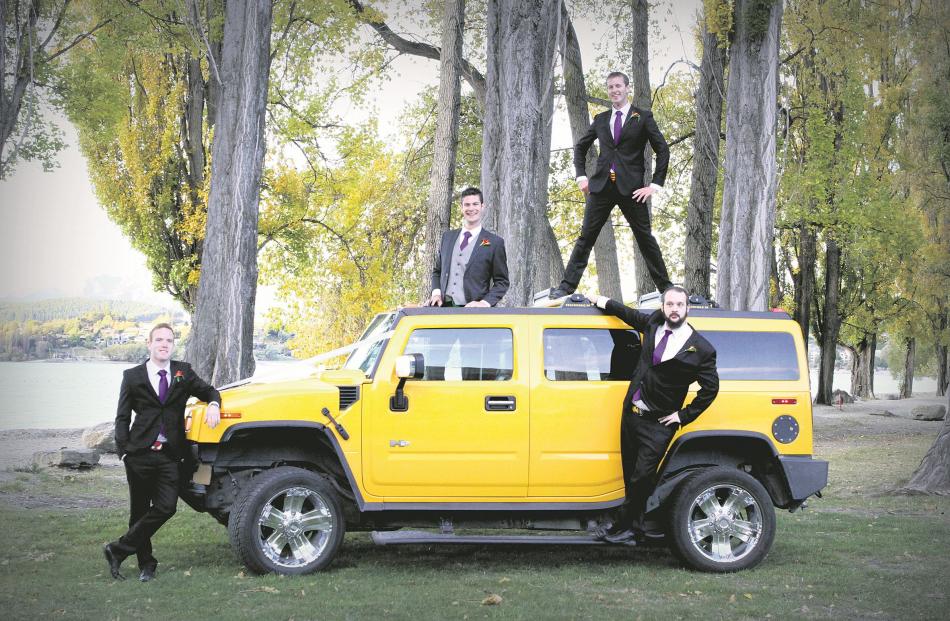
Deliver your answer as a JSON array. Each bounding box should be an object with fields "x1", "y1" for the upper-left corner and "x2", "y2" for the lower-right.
[
  {"x1": 653, "y1": 329, "x2": 674, "y2": 366},
  {"x1": 460, "y1": 230, "x2": 472, "y2": 251},
  {"x1": 158, "y1": 369, "x2": 168, "y2": 403},
  {"x1": 613, "y1": 110, "x2": 623, "y2": 144},
  {"x1": 632, "y1": 329, "x2": 674, "y2": 406},
  {"x1": 153, "y1": 369, "x2": 169, "y2": 450}
]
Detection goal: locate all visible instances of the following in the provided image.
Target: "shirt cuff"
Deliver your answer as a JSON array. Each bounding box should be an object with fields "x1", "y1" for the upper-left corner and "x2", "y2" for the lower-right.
[
  {"x1": 595, "y1": 296, "x2": 609, "y2": 309},
  {"x1": 576, "y1": 176, "x2": 588, "y2": 183},
  {"x1": 208, "y1": 401, "x2": 220, "y2": 408},
  {"x1": 432, "y1": 289, "x2": 441, "y2": 297},
  {"x1": 649, "y1": 183, "x2": 663, "y2": 192}
]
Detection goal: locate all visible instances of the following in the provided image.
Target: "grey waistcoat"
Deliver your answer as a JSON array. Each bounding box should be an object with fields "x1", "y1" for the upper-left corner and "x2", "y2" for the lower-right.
[{"x1": 445, "y1": 230, "x2": 478, "y2": 305}]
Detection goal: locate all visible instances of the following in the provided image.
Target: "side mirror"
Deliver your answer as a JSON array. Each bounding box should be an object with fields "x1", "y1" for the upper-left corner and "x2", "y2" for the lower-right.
[
  {"x1": 395, "y1": 353, "x2": 425, "y2": 379},
  {"x1": 391, "y1": 353, "x2": 424, "y2": 411}
]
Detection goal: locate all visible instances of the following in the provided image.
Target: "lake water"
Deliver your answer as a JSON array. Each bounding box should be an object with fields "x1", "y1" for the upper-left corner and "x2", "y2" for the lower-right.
[{"x1": 0, "y1": 361, "x2": 940, "y2": 431}]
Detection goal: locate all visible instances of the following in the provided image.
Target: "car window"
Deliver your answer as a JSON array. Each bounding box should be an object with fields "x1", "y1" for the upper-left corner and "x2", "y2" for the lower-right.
[
  {"x1": 701, "y1": 330, "x2": 800, "y2": 380},
  {"x1": 403, "y1": 328, "x2": 513, "y2": 381},
  {"x1": 343, "y1": 312, "x2": 396, "y2": 375},
  {"x1": 543, "y1": 329, "x2": 640, "y2": 381}
]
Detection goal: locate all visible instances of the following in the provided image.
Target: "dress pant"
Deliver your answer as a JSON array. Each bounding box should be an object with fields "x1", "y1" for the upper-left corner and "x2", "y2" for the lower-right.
[
  {"x1": 560, "y1": 181, "x2": 672, "y2": 292},
  {"x1": 112, "y1": 450, "x2": 179, "y2": 569},
  {"x1": 617, "y1": 409, "x2": 676, "y2": 531}
]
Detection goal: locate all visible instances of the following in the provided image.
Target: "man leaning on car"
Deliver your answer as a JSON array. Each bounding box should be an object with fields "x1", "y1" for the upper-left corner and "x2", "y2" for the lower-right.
[{"x1": 592, "y1": 286, "x2": 719, "y2": 544}]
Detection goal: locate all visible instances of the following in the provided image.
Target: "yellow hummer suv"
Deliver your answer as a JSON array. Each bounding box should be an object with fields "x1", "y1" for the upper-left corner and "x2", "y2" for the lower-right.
[{"x1": 182, "y1": 303, "x2": 827, "y2": 574}]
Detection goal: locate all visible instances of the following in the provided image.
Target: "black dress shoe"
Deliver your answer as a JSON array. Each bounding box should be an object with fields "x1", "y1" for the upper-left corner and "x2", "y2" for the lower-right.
[
  {"x1": 604, "y1": 529, "x2": 638, "y2": 545},
  {"x1": 549, "y1": 287, "x2": 572, "y2": 300},
  {"x1": 103, "y1": 544, "x2": 126, "y2": 580},
  {"x1": 139, "y1": 565, "x2": 156, "y2": 582}
]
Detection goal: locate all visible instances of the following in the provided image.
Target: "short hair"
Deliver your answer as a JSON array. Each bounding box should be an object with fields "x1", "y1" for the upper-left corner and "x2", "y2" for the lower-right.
[
  {"x1": 661, "y1": 286, "x2": 689, "y2": 305},
  {"x1": 460, "y1": 187, "x2": 483, "y2": 203},
  {"x1": 606, "y1": 71, "x2": 630, "y2": 86},
  {"x1": 148, "y1": 323, "x2": 176, "y2": 341}
]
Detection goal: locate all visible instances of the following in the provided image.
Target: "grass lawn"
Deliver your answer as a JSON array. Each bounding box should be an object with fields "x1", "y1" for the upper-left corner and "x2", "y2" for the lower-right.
[{"x1": 0, "y1": 421, "x2": 948, "y2": 620}]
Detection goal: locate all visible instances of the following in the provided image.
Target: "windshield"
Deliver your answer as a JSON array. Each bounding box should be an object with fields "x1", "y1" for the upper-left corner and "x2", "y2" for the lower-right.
[{"x1": 343, "y1": 312, "x2": 397, "y2": 375}]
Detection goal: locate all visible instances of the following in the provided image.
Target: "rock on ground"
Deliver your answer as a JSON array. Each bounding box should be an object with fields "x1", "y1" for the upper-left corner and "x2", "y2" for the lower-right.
[
  {"x1": 32, "y1": 448, "x2": 100, "y2": 469},
  {"x1": 912, "y1": 405, "x2": 947, "y2": 421},
  {"x1": 82, "y1": 421, "x2": 115, "y2": 452}
]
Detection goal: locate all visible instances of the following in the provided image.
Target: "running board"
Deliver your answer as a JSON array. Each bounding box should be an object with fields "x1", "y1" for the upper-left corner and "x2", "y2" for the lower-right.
[{"x1": 372, "y1": 530, "x2": 607, "y2": 546}]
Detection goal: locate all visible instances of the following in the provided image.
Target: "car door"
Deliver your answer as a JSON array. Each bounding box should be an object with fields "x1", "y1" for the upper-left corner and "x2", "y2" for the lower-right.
[
  {"x1": 528, "y1": 316, "x2": 638, "y2": 498},
  {"x1": 363, "y1": 317, "x2": 529, "y2": 498}
]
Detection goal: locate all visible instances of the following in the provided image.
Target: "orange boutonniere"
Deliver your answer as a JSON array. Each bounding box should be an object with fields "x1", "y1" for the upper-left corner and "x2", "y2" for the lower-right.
[
  {"x1": 480, "y1": 239, "x2": 491, "y2": 247},
  {"x1": 631, "y1": 111, "x2": 640, "y2": 122},
  {"x1": 174, "y1": 369, "x2": 185, "y2": 384}
]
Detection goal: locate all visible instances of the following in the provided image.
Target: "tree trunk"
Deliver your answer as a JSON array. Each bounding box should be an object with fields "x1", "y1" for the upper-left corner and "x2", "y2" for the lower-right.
[
  {"x1": 481, "y1": 0, "x2": 562, "y2": 306},
  {"x1": 793, "y1": 221, "x2": 816, "y2": 342},
  {"x1": 629, "y1": 0, "x2": 656, "y2": 298},
  {"x1": 937, "y1": 309, "x2": 948, "y2": 397},
  {"x1": 900, "y1": 337, "x2": 916, "y2": 399},
  {"x1": 559, "y1": 1, "x2": 621, "y2": 300},
  {"x1": 716, "y1": 0, "x2": 783, "y2": 311},
  {"x1": 902, "y1": 390, "x2": 950, "y2": 494},
  {"x1": 850, "y1": 332, "x2": 876, "y2": 400},
  {"x1": 816, "y1": 236, "x2": 841, "y2": 405},
  {"x1": 186, "y1": 0, "x2": 272, "y2": 384},
  {"x1": 419, "y1": 0, "x2": 465, "y2": 302},
  {"x1": 683, "y1": 17, "x2": 725, "y2": 300}
]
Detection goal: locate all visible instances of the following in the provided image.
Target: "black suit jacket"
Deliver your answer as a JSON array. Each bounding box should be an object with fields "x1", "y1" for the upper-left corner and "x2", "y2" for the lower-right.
[
  {"x1": 431, "y1": 228, "x2": 510, "y2": 306},
  {"x1": 114, "y1": 360, "x2": 221, "y2": 459},
  {"x1": 574, "y1": 106, "x2": 670, "y2": 196},
  {"x1": 603, "y1": 299, "x2": 718, "y2": 426}
]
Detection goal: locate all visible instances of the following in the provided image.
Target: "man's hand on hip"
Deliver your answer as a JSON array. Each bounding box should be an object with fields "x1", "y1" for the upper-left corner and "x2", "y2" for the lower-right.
[
  {"x1": 658, "y1": 412, "x2": 681, "y2": 427},
  {"x1": 205, "y1": 402, "x2": 221, "y2": 429},
  {"x1": 632, "y1": 185, "x2": 655, "y2": 203}
]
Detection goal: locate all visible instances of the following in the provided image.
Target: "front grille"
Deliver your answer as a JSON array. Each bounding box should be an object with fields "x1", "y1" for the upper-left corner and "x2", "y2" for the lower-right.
[{"x1": 337, "y1": 386, "x2": 360, "y2": 410}]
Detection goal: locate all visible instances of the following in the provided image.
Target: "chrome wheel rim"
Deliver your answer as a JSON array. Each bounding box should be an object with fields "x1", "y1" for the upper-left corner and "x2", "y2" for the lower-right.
[
  {"x1": 687, "y1": 483, "x2": 763, "y2": 564},
  {"x1": 257, "y1": 486, "x2": 334, "y2": 568}
]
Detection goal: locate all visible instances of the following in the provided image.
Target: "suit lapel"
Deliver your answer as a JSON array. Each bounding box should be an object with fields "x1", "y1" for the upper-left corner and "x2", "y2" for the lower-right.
[
  {"x1": 671, "y1": 329, "x2": 701, "y2": 361},
  {"x1": 441, "y1": 230, "x2": 457, "y2": 288},
  {"x1": 463, "y1": 231, "x2": 490, "y2": 276},
  {"x1": 138, "y1": 363, "x2": 162, "y2": 405},
  {"x1": 165, "y1": 360, "x2": 182, "y2": 402}
]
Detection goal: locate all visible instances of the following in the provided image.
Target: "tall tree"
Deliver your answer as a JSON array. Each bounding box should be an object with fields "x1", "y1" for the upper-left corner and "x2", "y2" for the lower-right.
[
  {"x1": 559, "y1": 0, "x2": 621, "y2": 300},
  {"x1": 716, "y1": 0, "x2": 783, "y2": 311},
  {"x1": 419, "y1": 0, "x2": 466, "y2": 302},
  {"x1": 1, "y1": 0, "x2": 99, "y2": 177},
  {"x1": 683, "y1": 12, "x2": 726, "y2": 299},
  {"x1": 186, "y1": 0, "x2": 273, "y2": 384},
  {"x1": 628, "y1": 0, "x2": 658, "y2": 298},
  {"x1": 481, "y1": 0, "x2": 562, "y2": 306}
]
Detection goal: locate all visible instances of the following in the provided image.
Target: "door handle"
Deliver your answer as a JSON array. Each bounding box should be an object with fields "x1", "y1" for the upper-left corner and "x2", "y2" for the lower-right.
[{"x1": 485, "y1": 395, "x2": 516, "y2": 411}]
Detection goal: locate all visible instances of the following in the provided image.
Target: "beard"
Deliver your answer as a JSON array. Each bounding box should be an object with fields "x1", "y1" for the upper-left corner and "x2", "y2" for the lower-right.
[{"x1": 664, "y1": 311, "x2": 688, "y2": 329}]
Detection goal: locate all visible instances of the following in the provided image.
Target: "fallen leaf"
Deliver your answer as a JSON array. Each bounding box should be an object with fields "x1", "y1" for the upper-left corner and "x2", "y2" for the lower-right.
[
  {"x1": 729, "y1": 594, "x2": 736, "y2": 603},
  {"x1": 498, "y1": 577, "x2": 510, "y2": 583},
  {"x1": 743, "y1": 593, "x2": 753, "y2": 600},
  {"x1": 482, "y1": 594, "x2": 503, "y2": 606},
  {"x1": 184, "y1": 570, "x2": 192, "y2": 577}
]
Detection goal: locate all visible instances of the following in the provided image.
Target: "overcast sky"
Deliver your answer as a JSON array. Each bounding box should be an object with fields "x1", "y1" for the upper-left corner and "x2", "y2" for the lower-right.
[{"x1": 0, "y1": 0, "x2": 702, "y2": 309}]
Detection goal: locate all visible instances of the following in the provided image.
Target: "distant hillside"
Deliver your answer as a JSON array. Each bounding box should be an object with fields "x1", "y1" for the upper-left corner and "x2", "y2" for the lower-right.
[{"x1": 0, "y1": 298, "x2": 184, "y2": 323}]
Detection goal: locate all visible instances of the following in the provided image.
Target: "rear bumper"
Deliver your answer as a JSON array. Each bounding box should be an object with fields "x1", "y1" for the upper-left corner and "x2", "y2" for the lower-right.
[{"x1": 779, "y1": 455, "x2": 829, "y2": 501}]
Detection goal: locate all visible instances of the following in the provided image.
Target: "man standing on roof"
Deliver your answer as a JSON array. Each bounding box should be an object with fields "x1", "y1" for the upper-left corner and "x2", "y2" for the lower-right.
[
  {"x1": 550, "y1": 71, "x2": 673, "y2": 299},
  {"x1": 592, "y1": 286, "x2": 719, "y2": 544},
  {"x1": 425, "y1": 187, "x2": 510, "y2": 308}
]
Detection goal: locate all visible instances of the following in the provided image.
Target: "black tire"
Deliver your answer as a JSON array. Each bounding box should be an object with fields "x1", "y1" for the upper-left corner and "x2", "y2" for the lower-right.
[
  {"x1": 668, "y1": 466, "x2": 775, "y2": 573},
  {"x1": 210, "y1": 511, "x2": 230, "y2": 527},
  {"x1": 227, "y1": 466, "x2": 346, "y2": 575}
]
